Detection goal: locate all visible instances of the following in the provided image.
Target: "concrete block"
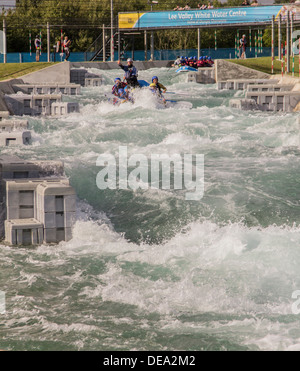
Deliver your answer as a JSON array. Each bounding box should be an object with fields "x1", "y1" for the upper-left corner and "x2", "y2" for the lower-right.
[
  {"x1": 0, "y1": 119, "x2": 28, "y2": 132},
  {"x1": 50, "y1": 102, "x2": 80, "y2": 116},
  {"x1": 64, "y1": 195, "x2": 76, "y2": 212},
  {"x1": 70, "y1": 68, "x2": 88, "y2": 86},
  {"x1": 0, "y1": 156, "x2": 65, "y2": 180},
  {"x1": 12, "y1": 83, "x2": 81, "y2": 96},
  {"x1": 19, "y1": 207, "x2": 34, "y2": 219},
  {"x1": 43, "y1": 212, "x2": 56, "y2": 229},
  {"x1": 247, "y1": 84, "x2": 294, "y2": 93},
  {"x1": 42, "y1": 195, "x2": 56, "y2": 213},
  {"x1": 0, "y1": 111, "x2": 10, "y2": 120},
  {"x1": 56, "y1": 228, "x2": 65, "y2": 241},
  {"x1": 188, "y1": 68, "x2": 215, "y2": 84},
  {"x1": 4, "y1": 218, "x2": 43, "y2": 245},
  {"x1": 0, "y1": 131, "x2": 31, "y2": 146},
  {"x1": 229, "y1": 98, "x2": 259, "y2": 111},
  {"x1": 6, "y1": 206, "x2": 19, "y2": 220},
  {"x1": 19, "y1": 190, "x2": 34, "y2": 205},
  {"x1": 218, "y1": 81, "x2": 234, "y2": 90},
  {"x1": 55, "y1": 212, "x2": 65, "y2": 228},
  {"x1": 64, "y1": 212, "x2": 75, "y2": 228},
  {"x1": 43, "y1": 228, "x2": 58, "y2": 243},
  {"x1": 65, "y1": 227, "x2": 73, "y2": 241},
  {"x1": 85, "y1": 77, "x2": 103, "y2": 87}
]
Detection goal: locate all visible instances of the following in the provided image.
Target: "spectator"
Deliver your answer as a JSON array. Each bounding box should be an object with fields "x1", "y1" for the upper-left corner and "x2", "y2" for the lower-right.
[
  {"x1": 242, "y1": 0, "x2": 250, "y2": 5},
  {"x1": 63, "y1": 35, "x2": 71, "y2": 61},
  {"x1": 251, "y1": 0, "x2": 259, "y2": 5},
  {"x1": 34, "y1": 35, "x2": 41, "y2": 62},
  {"x1": 184, "y1": 3, "x2": 191, "y2": 9},
  {"x1": 207, "y1": 1, "x2": 214, "y2": 8}
]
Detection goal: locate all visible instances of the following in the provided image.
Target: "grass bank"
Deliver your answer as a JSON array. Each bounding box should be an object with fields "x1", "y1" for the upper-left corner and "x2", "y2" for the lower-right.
[
  {"x1": 228, "y1": 56, "x2": 300, "y2": 76},
  {"x1": 0, "y1": 62, "x2": 59, "y2": 81}
]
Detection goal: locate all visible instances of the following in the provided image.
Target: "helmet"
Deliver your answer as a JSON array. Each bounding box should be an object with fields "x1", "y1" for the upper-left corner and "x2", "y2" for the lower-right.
[
  {"x1": 200, "y1": 56, "x2": 203, "y2": 60},
  {"x1": 127, "y1": 58, "x2": 133, "y2": 62},
  {"x1": 193, "y1": 56, "x2": 196, "y2": 59},
  {"x1": 208, "y1": 57, "x2": 211, "y2": 60},
  {"x1": 114, "y1": 77, "x2": 121, "y2": 83},
  {"x1": 180, "y1": 56, "x2": 183, "y2": 59},
  {"x1": 152, "y1": 76, "x2": 158, "y2": 82}
]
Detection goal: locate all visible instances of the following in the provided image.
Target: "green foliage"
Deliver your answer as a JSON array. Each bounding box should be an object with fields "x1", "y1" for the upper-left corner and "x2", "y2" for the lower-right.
[{"x1": 2, "y1": 0, "x2": 273, "y2": 53}]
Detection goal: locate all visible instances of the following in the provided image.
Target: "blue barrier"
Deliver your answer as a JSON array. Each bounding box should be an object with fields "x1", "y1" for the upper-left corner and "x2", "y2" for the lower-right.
[{"x1": 0, "y1": 48, "x2": 278, "y2": 63}]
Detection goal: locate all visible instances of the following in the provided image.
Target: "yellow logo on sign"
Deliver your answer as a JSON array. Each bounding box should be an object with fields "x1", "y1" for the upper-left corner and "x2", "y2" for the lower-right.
[{"x1": 118, "y1": 13, "x2": 145, "y2": 29}]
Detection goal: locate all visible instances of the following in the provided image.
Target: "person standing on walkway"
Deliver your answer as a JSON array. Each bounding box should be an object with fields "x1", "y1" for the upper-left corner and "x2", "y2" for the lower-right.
[
  {"x1": 34, "y1": 35, "x2": 41, "y2": 62},
  {"x1": 239, "y1": 34, "x2": 247, "y2": 59},
  {"x1": 63, "y1": 36, "x2": 71, "y2": 61}
]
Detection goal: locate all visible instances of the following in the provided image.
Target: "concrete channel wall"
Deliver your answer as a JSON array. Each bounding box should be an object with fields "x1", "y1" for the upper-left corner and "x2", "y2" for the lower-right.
[{"x1": 0, "y1": 62, "x2": 83, "y2": 246}]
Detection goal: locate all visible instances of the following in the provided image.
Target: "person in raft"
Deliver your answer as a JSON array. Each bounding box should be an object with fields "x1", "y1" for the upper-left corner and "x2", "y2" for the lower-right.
[
  {"x1": 118, "y1": 58, "x2": 140, "y2": 87},
  {"x1": 149, "y1": 76, "x2": 167, "y2": 103}
]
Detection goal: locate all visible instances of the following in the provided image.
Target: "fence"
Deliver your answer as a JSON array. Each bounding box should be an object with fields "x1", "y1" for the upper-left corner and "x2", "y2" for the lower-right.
[{"x1": 0, "y1": 47, "x2": 278, "y2": 63}]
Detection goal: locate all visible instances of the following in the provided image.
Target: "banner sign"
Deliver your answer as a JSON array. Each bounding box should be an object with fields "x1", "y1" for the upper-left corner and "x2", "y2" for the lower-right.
[{"x1": 119, "y1": 5, "x2": 284, "y2": 30}]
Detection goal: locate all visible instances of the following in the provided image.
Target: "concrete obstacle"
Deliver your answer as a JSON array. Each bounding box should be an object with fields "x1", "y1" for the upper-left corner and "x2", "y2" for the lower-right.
[
  {"x1": 0, "y1": 155, "x2": 76, "y2": 246},
  {"x1": 4, "y1": 94, "x2": 62, "y2": 116},
  {"x1": 0, "y1": 119, "x2": 31, "y2": 147},
  {"x1": 187, "y1": 67, "x2": 216, "y2": 84},
  {"x1": 0, "y1": 119, "x2": 28, "y2": 132},
  {"x1": 244, "y1": 91, "x2": 300, "y2": 112},
  {"x1": 51, "y1": 102, "x2": 80, "y2": 116},
  {"x1": 0, "y1": 131, "x2": 31, "y2": 146},
  {"x1": 230, "y1": 98, "x2": 259, "y2": 111},
  {"x1": 5, "y1": 219, "x2": 44, "y2": 245},
  {"x1": 4, "y1": 93, "x2": 80, "y2": 117},
  {"x1": 70, "y1": 68, "x2": 104, "y2": 87},
  {"x1": 247, "y1": 84, "x2": 294, "y2": 93},
  {"x1": 218, "y1": 79, "x2": 279, "y2": 91},
  {"x1": 12, "y1": 83, "x2": 81, "y2": 96},
  {"x1": 85, "y1": 75, "x2": 103, "y2": 87}
]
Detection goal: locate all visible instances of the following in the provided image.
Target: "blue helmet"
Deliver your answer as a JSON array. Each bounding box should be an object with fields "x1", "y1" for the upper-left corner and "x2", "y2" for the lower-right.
[
  {"x1": 208, "y1": 57, "x2": 211, "y2": 60},
  {"x1": 152, "y1": 76, "x2": 158, "y2": 82},
  {"x1": 200, "y1": 56, "x2": 203, "y2": 60},
  {"x1": 115, "y1": 77, "x2": 121, "y2": 83}
]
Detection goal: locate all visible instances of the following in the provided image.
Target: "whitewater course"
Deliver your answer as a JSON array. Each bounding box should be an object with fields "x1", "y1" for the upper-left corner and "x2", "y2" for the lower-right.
[{"x1": 0, "y1": 59, "x2": 300, "y2": 351}]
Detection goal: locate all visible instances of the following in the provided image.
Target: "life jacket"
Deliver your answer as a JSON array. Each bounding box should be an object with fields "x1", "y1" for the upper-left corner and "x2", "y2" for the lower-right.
[
  {"x1": 150, "y1": 82, "x2": 166, "y2": 96},
  {"x1": 112, "y1": 82, "x2": 127, "y2": 97},
  {"x1": 197, "y1": 60, "x2": 205, "y2": 68}
]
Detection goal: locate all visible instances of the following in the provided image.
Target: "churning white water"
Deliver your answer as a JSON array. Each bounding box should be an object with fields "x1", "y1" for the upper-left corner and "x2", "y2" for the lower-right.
[{"x1": 1, "y1": 67, "x2": 300, "y2": 351}]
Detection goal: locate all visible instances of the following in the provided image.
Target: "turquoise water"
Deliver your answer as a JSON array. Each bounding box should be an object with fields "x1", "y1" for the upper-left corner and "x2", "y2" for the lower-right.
[{"x1": 1, "y1": 68, "x2": 300, "y2": 351}]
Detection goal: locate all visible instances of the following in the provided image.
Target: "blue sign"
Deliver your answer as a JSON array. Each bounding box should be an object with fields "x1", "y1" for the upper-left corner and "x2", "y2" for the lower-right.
[{"x1": 119, "y1": 6, "x2": 283, "y2": 29}]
